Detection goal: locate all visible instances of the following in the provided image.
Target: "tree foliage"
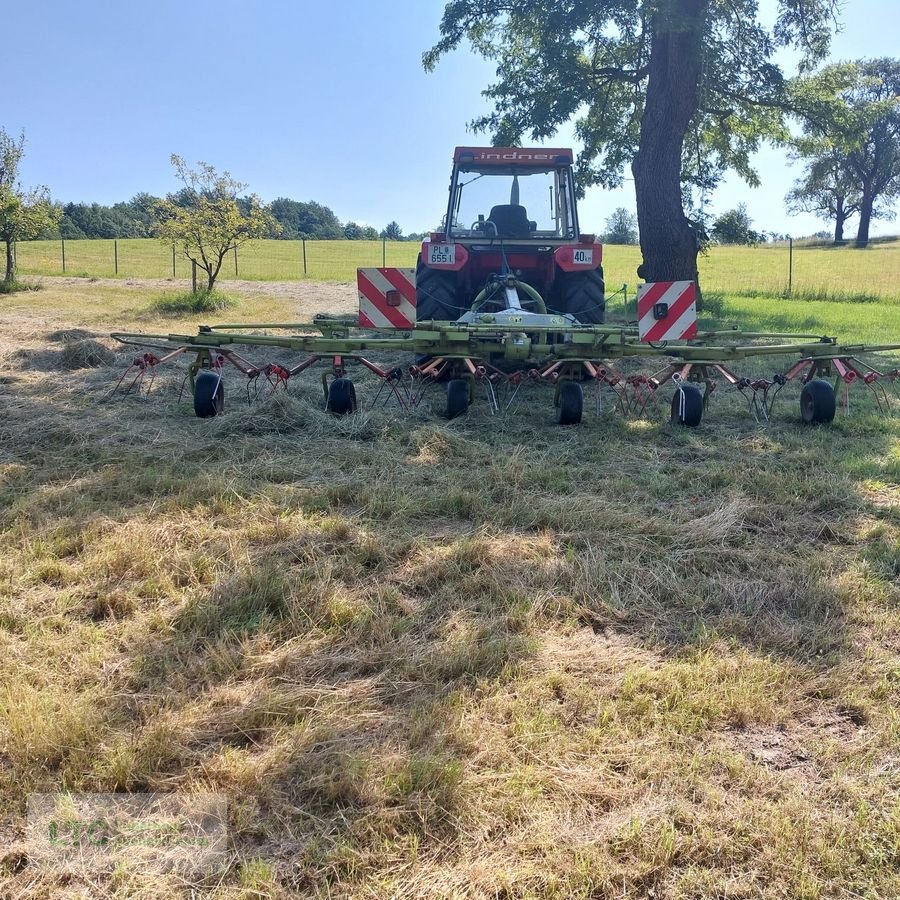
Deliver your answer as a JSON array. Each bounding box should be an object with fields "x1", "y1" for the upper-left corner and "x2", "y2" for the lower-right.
[
  {"x1": 602, "y1": 207, "x2": 639, "y2": 245},
  {"x1": 710, "y1": 204, "x2": 763, "y2": 245},
  {"x1": 793, "y1": 58, "x2": 900, "y2": 247},
  {"x1": 154, "y1": 156, "x2": 276, "y2": 292},
  {"x1": 380, "y1": 220, "x2": 403, "y2": 241},
  {"x1": 425, "y1": 0, "x2": 839, "y2": 284},
  {"x1": 269, "y1": 198, "x2": 343, "y2": 240},
  {"x1": 0, "y1": 128, "x2": 60, "y2": 282}
]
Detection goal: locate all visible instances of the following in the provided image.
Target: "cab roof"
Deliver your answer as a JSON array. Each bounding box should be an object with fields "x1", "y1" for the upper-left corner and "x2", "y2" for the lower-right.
[{"x1": 453, "y1": 147, "x2": 574, "y2": 167}]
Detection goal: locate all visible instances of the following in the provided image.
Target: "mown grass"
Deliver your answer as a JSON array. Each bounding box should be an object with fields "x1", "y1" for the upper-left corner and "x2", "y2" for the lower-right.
[
  {"x1": 0, "y1": 281, "x2": 899, "y2": 898},
  {"x1": 11, "y1": 236, "x2": 900, "y2": 301}
]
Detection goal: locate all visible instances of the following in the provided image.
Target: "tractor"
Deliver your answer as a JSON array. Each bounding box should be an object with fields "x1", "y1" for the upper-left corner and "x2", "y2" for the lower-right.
[{"x1": 415, "y1": 147, "x2": 606, "y2": 325}]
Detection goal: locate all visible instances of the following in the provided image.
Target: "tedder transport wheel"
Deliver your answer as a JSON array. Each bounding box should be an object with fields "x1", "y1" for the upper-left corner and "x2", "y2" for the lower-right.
[
  {"x1": 194, "y1": 370, "x2": 224, "y2": 418},
  {"x1": 326, "y1": 377, "x2": 357, "y2": 415},
  {"x1": 446, "y1": 379, "x2": 469, "y2": 419},
  {"x1": 800, "y1": 379, "x2": 836, "y2": 424},
  {"x1": 671, "y1": 383, "x2": 703, "y2": 427},
  {"x1": 554, "y1": 267, "x2": 606, "y2": 324},
  {"x1": 556, "y1": 381, "x2": 584, "y2": 425},
  {"x1": 415, "y1": 259, "x2": 463, "y2": 321}
]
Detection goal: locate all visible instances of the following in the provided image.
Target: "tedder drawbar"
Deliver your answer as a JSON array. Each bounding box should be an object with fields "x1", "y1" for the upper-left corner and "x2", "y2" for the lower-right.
[{"x1": 111, "y1": 147, "x2": 900, "y2": 426}]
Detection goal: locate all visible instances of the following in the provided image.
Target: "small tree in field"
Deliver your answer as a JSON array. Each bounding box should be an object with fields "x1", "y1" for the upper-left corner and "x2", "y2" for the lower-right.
[
  {"x1": 711, "y1": 204, "x2": 763, "y2": 245},
  {"x1": 603, "y1": 208, "x2": 639, "y2": 245},
  {"x1": 381, "y1": 221, "x2": 403, "y2": 241},
  {"x1": 155, "y1": 155, "x2": 275, "y2": 292},
  {"x1": 0, "y1": 129, "x2": 60, "y2": 284}
]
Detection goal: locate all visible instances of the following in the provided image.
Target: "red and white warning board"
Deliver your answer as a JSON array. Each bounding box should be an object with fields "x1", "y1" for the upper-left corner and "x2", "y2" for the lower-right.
[
  {"x1": 637, "y1": 281, "x2": 698, "y2": 342},
  {"x1": 357, "y1": 268, "x2": 417, "y2": 329}
]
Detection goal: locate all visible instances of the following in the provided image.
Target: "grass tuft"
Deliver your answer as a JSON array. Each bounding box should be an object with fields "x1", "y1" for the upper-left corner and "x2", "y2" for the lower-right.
[
  {"x1": 150, "y1": 289, "x2": 236, "y2": 314},
  {"x1": 0, "y1": 279, "x2": 42, "y2": 294}
]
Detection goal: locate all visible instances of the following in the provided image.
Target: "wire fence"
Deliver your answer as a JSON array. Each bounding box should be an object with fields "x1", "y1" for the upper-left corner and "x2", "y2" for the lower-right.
[{"x1": 10, "y1": 237, "x2": 900, "y2": 301}]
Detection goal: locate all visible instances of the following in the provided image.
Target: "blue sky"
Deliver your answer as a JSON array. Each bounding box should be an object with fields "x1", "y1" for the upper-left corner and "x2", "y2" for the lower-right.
[{"x1": 6, "y1": 0, "x2": 897, "y2": 238}]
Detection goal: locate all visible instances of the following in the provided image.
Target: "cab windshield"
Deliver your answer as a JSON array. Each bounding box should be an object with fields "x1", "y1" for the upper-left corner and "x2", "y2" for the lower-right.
[{"x1": 446, "y1": 166, "x2": 577, "y2": 240}]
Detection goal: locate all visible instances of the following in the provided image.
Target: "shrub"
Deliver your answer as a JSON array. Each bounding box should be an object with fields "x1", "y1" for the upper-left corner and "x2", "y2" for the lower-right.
[{"x1": 150, "y1": 289, "x2": 235, "y2": 314}]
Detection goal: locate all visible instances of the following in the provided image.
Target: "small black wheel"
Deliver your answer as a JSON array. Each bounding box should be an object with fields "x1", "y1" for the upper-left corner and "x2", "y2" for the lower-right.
[
  {"x1": 446, "y1": 378, "x2": 469, "y2": 419},
  {"x1": 556, "y1": 381, "x2": 583, "y2": 425},
  {"x1": 800, "y1": 379, "x2": 836, "y2": 424},
  {"x1": 671, "y1": 383, "x2": 703, "y2": 426},
  {"x1": 326, "y1": 377, "x2": 357, "y2": 415},
  {"x1": 194, "y1": 370, "x2": 224, "y2": 418}
]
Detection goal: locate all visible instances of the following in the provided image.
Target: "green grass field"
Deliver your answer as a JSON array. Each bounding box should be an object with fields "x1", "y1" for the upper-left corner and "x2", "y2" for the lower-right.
[
  {"x1": 1, "y1": 281, "x2": 899, "y2": 898},
  {"x1": 12, "y1": 237, "x2": 900, "y2": 302}
]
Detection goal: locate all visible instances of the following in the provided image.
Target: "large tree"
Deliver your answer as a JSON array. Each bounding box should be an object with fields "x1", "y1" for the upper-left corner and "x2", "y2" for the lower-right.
[
  {"x1": 800, "y1": 59, "x2": 900, "y2": 247},
  {"x1": 154, "y1": 156, "x2": 275, "y2": 292},
  {"x1": 425, "y1": 0, "x2": 839, "y2": 285},
  {"x1": 785, "y1": 151, "x2": 862, "y2": 244},
  {"x1": 0, "y1": 129, "x2": 59, "y2": 283}
]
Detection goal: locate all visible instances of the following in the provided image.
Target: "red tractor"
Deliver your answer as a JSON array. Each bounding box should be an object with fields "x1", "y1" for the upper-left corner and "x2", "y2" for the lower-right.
[{"x1": 416, "y1": 147, "x2": 605, "y2": 324}]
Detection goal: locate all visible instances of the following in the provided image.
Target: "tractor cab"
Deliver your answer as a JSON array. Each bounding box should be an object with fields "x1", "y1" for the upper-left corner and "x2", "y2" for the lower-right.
[
  {"x1": 417, "y1": 147, "x2": 605, "y2": 324},
  {"x1": 445, "y1": 147, "x2": 580, "y2": 242}
]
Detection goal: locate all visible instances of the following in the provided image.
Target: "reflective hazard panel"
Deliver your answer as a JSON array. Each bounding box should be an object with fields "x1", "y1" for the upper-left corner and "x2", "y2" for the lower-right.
[
  {"x1": 637, "y1": 281, "x2": 698, "y2": 342},
  {"x1": 357, "y1": 268, "x2": 417, "y2": 329}
]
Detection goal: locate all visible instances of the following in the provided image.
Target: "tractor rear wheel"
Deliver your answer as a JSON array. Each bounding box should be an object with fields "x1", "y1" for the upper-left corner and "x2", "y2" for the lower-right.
[
  {"x1": 554, "y1": 267, "x2": 606, "y2": 324},
  {"x1": 194, "y1": 370, "x2": 224, "y2": 418},
  {"x1": 800, "y1": 379, "x2": 836, "y2": 423},
  {"x1": 415, "y1": 260, "x2": 463, "y2": 322},
  {"x1": 556, "y1": 381, "x2": 583, "y2": 425},
  {"x1": 326, "y1": 377, "x2": 357, "y2": 415},
  {"x1": 446, "y1": 379, "x2": 469, "y2": 419},
  {"x1": 671, "y1": 383, "x2": 703, "y2": 426}
]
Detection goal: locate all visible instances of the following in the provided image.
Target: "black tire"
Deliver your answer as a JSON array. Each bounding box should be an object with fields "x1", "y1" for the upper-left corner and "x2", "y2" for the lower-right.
[
  {"x1": 671, "y1": 383, "x2": 703, "y2": 426},
  {"x1": 553, "y1": 266, "x2": 606, "y2": 324},
  {"x1": 446, "y1": 378, "x2": 469, "y2": 419},
  {"x1": 326, "y1": 377, "x2": 357, "y2": 415},
  {"x1": 415, "y1": 259, "x2": 464, "y2": 321},
  {"x1": 194, "y1": 370, "x2": 224, "y2": 418},
  {"x1": 800, "y1": 379, "x2": 836, "y2": 424},
  {"x1": 556, "y1": 381, "x2": 583, "y2": 425}
]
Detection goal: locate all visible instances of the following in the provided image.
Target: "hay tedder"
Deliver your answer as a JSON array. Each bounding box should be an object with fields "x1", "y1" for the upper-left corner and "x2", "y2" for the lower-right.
[{"x1": 111, "y1": 147, "x2": 900, "y2": 427}]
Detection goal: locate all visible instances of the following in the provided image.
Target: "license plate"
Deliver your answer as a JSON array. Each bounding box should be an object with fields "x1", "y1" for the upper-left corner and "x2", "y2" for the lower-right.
[
  {"x1": 428, "y1": 244, "x2": 456, "y2": 265},
  {"x1": 572, "y1": 249, "x2": 593, "y2": 265}
]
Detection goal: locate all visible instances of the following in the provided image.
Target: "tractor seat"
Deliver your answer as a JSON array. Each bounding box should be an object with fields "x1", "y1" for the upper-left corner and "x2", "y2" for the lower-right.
[{"x1": 486, "y1": 204, "x2": 533, "y2": 239}]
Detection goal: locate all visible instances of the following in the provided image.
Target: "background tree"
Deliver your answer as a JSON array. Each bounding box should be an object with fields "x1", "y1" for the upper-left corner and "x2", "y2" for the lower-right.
[
  {"x1": 602, "y1": 208, "x2": 639, "y2": 245},
  {"x1": 426, "y1": 0, "x2": 839, "y2": 287},
  {"x1": 381, "y1": 221, "x2": 403, "y2": 241},
  {"x1": 268, "y1": 198, "x2": 343, "y2": 240},
  {"x1": 154, "y1": 155, "x2": 275, "y2": 292},
  {"x1": 785, "y1": 151, "x2": 861, "y2": 244},
  {"x1": 710, "y1": 204, "x2": 763, "y2": 245},
  {"x1": 794, "y1": 59, "x2": 900, "y2": 247},
  {"x1": 0, "y1": 128, "x2": 60, "y2": 283}
]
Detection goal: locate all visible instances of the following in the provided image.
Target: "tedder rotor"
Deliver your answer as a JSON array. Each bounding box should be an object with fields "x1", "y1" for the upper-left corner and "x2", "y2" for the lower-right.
[{"x1": 111, "y1": 146, "x2": 900, "y2": 427}]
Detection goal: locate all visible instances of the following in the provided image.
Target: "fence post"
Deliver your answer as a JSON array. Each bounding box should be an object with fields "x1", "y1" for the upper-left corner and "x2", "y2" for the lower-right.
[
  {"x1": 382, "y1": 237, "x2": 386, "y2": 267},
  {"x1": 192, "y1": 260, "x2": 197, "y2": 294},
  {"x1": 114, "y1": 239, "x2": 118, "y2": 275},
  {"x1": 302, "y1": 239, "x2": 307, "y2": 277},
  {"x1": 172, "y1": 243, "x2": 176, "y2": 278},
  {"x1": 234, "y1": 246, "x2": 238, "y2": 277},
  {"x1": 788, "y1": 237, "x2": 793, "y2": 297},
  {"x1": 61, "y1": 239, "x2": 66, "y2": 274}
]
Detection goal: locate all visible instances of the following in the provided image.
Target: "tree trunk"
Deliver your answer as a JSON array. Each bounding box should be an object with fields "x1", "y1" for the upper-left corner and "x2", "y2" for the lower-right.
[
  {"x1": 834, "y1": 199, "x2": 846, "y2": 244},
  {"x1": 632, "y1": 0, "x2": 708, "y2": 287},
  {"x1": 855, "y1": 192, "x2": 874, "y2": 248},
  {"x1": 207, "y1": 270, "x2": 216, "y2": 292},
  {"x1": 4, "y1": 239, "x2": 13, "y2": 283}
]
